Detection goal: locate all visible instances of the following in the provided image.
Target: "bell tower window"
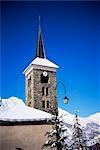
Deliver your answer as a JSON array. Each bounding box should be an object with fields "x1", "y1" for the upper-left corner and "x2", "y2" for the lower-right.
[
  {"x1": 28, "y1": 89, "x2": 32, "y2": 103},
  {"x1": 28, "y1": 76, "x2": 31, "y2": 87},
  {"x1": 41, "y1": 74, "x2": 48, "y2": 83},
  {"x1": 42, "y1": 87, "x2": 45, "y2": 95},
  {"x1": 42, "y1": 101, "x2": 45, "y2": 108},
  {"x1": 42, "y1": 87, "x2": 49, "y2": 96},
  {"x1": 46, "y1": 87, "x2": 49, "y2": 96},
  {"x1": 47, "y1": 101, "x2": 49, "y2": 108}
]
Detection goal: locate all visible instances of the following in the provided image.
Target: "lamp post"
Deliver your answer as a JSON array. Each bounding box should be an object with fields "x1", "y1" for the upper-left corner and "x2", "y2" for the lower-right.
[{"x1": 50, "y1": 81, "x2": 69, "y2": 150}]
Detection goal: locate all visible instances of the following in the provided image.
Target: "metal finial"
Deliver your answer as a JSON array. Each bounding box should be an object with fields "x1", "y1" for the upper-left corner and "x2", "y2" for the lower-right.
[{"x1": 39, "y1": 15, "x2": 41, "y2": 31}]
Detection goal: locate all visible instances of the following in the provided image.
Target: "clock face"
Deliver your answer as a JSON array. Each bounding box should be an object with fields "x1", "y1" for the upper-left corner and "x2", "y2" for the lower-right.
[{"x1": 43, "y1": 71, "x2": 47, "y2": 77}]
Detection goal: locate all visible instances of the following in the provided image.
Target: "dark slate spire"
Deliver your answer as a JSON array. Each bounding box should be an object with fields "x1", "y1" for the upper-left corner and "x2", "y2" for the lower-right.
[{"x1": 35, "y1": 16, "x2": 46, "y2": 58}]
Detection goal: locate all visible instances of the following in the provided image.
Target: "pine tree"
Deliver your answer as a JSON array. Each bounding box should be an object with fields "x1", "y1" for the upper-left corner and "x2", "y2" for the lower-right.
[
  {"x1": 41, "y1": 112, "x2": 69, "y2": 150},
  {"x1": 69, "y1": 113, "x2": 87, "y2": 150}
]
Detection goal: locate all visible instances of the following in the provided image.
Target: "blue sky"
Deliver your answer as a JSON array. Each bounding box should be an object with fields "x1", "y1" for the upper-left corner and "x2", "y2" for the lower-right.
[{"x1": 1, "y1": 1, "x2": 100, "y2": 116}]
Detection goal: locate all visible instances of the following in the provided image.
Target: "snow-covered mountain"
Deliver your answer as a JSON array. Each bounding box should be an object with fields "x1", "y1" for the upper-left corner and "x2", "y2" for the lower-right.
[
  {"x1": 0, "y1": 97, "x2": 100, "y2": 146},
  {"x1": 59, "y1": 108, "x2": 100, "y2": 146}
]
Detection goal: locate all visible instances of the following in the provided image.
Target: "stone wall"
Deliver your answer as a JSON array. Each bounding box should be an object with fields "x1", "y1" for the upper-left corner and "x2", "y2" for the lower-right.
[
  {"x1": 0, "y1": 123, "x2": 53, "y2": 150},
  {"x1": 25, "y1": 68, "x2": 58, "y2": 114}
]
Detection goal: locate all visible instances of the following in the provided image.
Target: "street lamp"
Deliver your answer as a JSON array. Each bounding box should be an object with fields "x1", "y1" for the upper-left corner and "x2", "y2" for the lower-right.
[
  {"x1": 63, "y1": 96, "x2": 69, "y2": 104},
  {"x1": 56, "y1": 81, "x2": 69, "y2": 107}
]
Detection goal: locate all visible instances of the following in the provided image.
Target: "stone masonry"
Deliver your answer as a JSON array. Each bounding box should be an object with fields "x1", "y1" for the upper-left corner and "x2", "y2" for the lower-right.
[{"x1": 26, "y1": 68, "x2": 58, "y2": 114}]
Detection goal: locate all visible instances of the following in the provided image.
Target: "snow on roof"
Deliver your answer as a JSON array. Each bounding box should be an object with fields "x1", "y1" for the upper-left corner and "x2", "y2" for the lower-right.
[
  {"x1": 23, "y1": 57, "x2": 59, "y2": 74},
  {"x1": 32, "y1": 57, "x2": 59, "y2": 68},
  {"x1": 0, "y1": 97, "x2": 52, "y2": 122}
]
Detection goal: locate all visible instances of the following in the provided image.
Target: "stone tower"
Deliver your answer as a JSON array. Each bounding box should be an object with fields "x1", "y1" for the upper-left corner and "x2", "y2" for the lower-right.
[{"x1": 23, "y1": 23, "x2": 59, "y2": 114}]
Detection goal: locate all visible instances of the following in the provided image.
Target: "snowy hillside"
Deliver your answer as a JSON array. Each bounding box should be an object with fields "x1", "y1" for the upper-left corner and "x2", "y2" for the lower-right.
[{"x1": 0, "y1": 97, "x2": 100, "y2": 145}]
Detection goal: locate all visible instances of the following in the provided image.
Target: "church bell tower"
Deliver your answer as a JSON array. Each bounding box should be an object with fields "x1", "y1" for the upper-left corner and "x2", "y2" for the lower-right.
[{"x1": 23, "y1": 20, "x2": 59, "y2": 114}]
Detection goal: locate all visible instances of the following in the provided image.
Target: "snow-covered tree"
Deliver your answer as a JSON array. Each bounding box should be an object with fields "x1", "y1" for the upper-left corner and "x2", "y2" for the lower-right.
[
  {"x1": 41, "y1": 112, "x2": 69, "y2": 150},
  {"x1": 69, "y1": 113, "x2": 87, "y2": 150}
]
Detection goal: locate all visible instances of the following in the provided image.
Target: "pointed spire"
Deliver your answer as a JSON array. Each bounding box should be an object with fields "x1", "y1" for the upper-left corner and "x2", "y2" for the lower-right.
[{"x1": 35, "y1": 16, "x2": 46, "y2": 59}]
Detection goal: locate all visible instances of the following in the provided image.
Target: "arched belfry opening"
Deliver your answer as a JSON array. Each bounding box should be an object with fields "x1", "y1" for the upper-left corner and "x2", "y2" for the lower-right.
[{"x1": 23, "y1": 19, "x2": 59, "y2": 114}]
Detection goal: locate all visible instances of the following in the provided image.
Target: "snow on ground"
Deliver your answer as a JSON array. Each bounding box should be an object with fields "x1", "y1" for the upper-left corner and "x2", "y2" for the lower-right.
[{"x1": 0, "y1": 97, "x2": 52, "y2": 122}]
